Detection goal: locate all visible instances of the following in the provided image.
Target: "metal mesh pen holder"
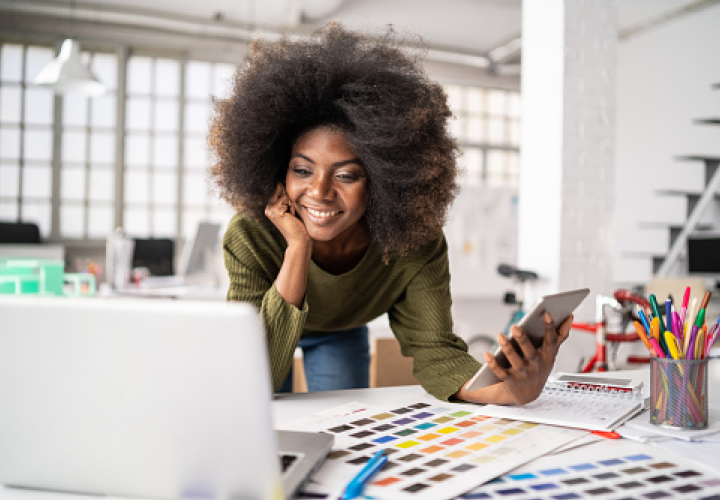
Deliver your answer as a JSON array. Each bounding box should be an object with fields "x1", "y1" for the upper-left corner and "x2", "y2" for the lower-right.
[{"x1": 650, "y1": 357, "x2": 709, "y2": 430}]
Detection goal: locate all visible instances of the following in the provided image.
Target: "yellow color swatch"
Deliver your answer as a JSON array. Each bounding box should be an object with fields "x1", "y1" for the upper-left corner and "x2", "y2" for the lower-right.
[
  {"x1": 396, "y1": 440, "x2": 420, "y2": 448},
  {"x1": 484, "y1": 434, "x2": 507, "y2": 443},
  {"x1": 436, "y1": 427, "x2": 459, "y2": 434}
]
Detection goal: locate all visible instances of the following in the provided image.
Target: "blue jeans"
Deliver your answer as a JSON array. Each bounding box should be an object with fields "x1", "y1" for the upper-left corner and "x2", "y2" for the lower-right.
[{"x1": 277, "y1": 325, "x2": 370, "y2": 393}]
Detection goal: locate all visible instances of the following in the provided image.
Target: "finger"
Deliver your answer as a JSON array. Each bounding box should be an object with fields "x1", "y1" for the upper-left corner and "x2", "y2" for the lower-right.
[
  {"x1": 483, "y1": 351, "x2": 509, "y2": 381},
  {"x1": 511, "y1": 326, "x2": 538, "y2": 363},
  {"x1": 541, "y1": 312, "x2": 558, "y2": 352},
  {"x1": 556, "y1": 314, "x2": 573, "y2": 346},
  {"x1": 268, "y1": 183, "x2": 285, "y2": 203},
  {"x1": 497, "y1": 331, "x2": 526, "y2": 372}
]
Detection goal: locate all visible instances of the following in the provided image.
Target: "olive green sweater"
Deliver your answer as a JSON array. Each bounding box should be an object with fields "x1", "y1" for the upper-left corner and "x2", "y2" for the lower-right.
[{"x1": 223, "y1": 214, "x2": 482, "y2": 401}]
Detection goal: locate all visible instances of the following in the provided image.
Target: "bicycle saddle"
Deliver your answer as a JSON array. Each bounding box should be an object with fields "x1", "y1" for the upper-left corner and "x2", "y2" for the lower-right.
[{"x1": 497, "y1": 263, "x2": 539, "y2": 282}]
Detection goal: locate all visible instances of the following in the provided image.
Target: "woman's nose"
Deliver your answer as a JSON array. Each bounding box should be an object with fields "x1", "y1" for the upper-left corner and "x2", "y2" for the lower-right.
[{"x1": 307, "y1": 173, "x2": 334, "y2": 200}]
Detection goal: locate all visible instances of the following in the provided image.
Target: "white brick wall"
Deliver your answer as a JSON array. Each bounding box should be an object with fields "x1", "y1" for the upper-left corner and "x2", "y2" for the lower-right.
[{"x1": 519, "y1": 0, "x2": 617, "y2": 322}]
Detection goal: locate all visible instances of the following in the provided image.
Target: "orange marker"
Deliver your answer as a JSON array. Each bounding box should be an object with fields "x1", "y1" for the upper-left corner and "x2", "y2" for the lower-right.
[{"x1": 633, "y1": 321, "x2": 653, "y2": 353}]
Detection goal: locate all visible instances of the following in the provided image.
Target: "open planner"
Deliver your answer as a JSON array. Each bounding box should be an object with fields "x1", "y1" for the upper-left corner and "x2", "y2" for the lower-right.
[
  {"x1": 473, "y1": 374, "x2": 647, "y2": 432},
  {"x1": 473, "y1": 391, "x2": 645, "y2": 432}
]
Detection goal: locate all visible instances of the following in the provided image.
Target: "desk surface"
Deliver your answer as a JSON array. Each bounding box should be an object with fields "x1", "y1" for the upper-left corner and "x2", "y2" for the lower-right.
[{"x1": 4, "y1": 369, "x2": 720, "y2": 500}]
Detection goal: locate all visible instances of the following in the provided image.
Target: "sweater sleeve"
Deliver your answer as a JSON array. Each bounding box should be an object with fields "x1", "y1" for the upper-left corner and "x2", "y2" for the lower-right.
[
  {"x1": 223, "y1": 215, "x2": 308, "y2": 390},
  {"x1": 388, "y1": 236, "x2": 482, "y2": 401}
]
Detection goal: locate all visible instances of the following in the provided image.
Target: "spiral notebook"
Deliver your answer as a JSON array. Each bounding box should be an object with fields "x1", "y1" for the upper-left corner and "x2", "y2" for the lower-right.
[{"x1": 473, "y1": 373, "x2": 647, "y2": 432}]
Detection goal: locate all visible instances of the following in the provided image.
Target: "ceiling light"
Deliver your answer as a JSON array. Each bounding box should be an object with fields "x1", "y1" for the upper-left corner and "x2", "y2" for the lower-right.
[{"x1": 33, "y1": 39, "x2": 106, "y2": 97}]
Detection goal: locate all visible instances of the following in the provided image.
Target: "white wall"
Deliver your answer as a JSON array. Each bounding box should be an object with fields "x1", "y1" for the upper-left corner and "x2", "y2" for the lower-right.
[{"x1": 615, "y1": 4, "x2": 720, "y2": 286}]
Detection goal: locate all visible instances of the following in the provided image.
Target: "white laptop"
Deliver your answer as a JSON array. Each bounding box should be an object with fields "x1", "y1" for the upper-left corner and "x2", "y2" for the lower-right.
[{"x1": 0, "y1": 296, "x2": 332, "y2": 500}]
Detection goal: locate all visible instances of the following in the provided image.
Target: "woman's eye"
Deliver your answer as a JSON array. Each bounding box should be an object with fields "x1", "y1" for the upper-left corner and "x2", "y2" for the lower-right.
[
  {"x1": 337, "y1": 173, "x2": 361, "y2": 182},
  {"x1": 291, "y1": 166, "x2": 311, "y2": 177}
]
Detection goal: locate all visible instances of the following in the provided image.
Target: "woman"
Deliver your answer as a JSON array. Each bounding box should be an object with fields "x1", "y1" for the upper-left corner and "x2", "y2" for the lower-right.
[{"x1": 210, "y1": 23, "x2": 572, "y2": 403}]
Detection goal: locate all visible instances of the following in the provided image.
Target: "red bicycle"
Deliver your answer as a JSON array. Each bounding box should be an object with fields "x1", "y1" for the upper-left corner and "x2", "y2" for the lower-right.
[{"x1": 572, "y1": 289, "x2": 652, "y2": 373}]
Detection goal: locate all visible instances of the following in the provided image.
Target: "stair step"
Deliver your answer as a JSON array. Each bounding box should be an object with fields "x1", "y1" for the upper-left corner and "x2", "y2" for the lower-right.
[
  {"x1": 656, "y1": 189, "x2": 720, "y2": 198},
  {"x1": 637, "y1": 222, "x2": 715, "y2": 231},
  {"x1": 694, "y1": 118, "x2": 720, "y2": 125},
  {"x1": 675, "y1": 155, "x2": 720, "y2": 163}
]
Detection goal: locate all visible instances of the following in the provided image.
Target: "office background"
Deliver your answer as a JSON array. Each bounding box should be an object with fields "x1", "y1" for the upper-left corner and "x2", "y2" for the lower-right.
[{"x1": 0, "y1": 0, "x2": 719, "y2": 332}]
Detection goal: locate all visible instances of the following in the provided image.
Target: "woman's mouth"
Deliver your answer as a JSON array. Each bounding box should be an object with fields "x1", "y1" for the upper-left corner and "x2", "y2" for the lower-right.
[{"x1": 303, "y1": 206, "x2": 342, "y2": 224}]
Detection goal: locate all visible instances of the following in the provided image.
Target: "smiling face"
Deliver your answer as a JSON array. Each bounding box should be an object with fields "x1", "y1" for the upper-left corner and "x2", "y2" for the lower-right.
[{"x1": 285, "y1": 126, "x2": 368, "y2": 244}]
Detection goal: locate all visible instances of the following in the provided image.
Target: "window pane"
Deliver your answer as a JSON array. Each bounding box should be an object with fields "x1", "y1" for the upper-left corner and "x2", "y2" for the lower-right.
[
  {"x1": 508, "y1": 92, "x2": 521, "y2": 118},
  {"x1": 466, "y1": 117, "x2": 483, "y2": 143},
  {"x1": 487, "y1": 117, "x2": 505, "y2": 145},
  {"x1": 153, "y1": 170, "x2": 177, "y2": 204},
  {"x1": 0, "y1": 127, "x2": 21, "y2": 159},
  {"x1": 24, "y1": 88, "x2": 53, "y2": 125},
  {"x1": 62, "y1": 167, "x2": 86, "y2": 200},
  {"x1": 89, "y1": 168, "x2": 114, "y2": 202},
  {"x1": 90, "y1": 131, "x2": 115, "y2": 164},
  {"x1": 126, "y1": 97, "x2": 151, "y2": 131},
  {"x1": 92, "y1": 53, "x2": 117, "y2": 90},
  {"x1": 87, "y1": 203, "x2": 113, "y2": 238},
  {"x1": 124, "y1": 206, "x2": 149, "y2": 237},
  {"x1": 153, "y1": 135, "x2": 178, "y2": 168},
  {"x1": 184, "y1": 135, "x2": 209, "y2": 168},
  {"x1": 467, "y1": 88, "x2": 484, "y2": 114},
  {"x1": 186, "y1": 61, "x2": 211, "y2": 99},
  {"x1": 154, "y1": 100, "x2": 178, "y2": 132},
  {"x1": 0, "y1": 44, "x2": 23, "y2": 83},
  {"x1": 24, "y1": 47, "x2": 54, "y2": 84},
  {"x1": 21, "y1": 201, "x2": 50, "y2": 237},
  {"x1": 213, "y1": 63, "x2": 235, "y2": 98},
  {"x1": 126, "y1": 169, "x2": 149, "y2": 204},
  {"x1": 509, "y1": 121, "x2": 521, "y2": 147},
  {"x1": 63, "y1": 93, "x2": 88, "y2": 126},
  {"x1": 152, "y1": 208, "x2": 176, "y2": 237},
  {"x1": 125, "y1": 134, "x2": 149, "y2": 166},
  {"x1": 127, "y1": 56, "x2": 152, "y2": 94},
  {"x1": 185, "y1": 102, "x2": 210, "y2": 133},
  {"x1": 0, "y1": 163, "x2": 20, "y2": 197},
  {"x1": 487, "y1": 90, "x2": 506, "y2": 115},
  {"x1": 23, "y1": 129, "x2": 53, "y2": 161},
  {"x1": 61, "y1": 203, "x2": 85, "y2": 238},
  {"x1": 0, "y1": 200, "x2": 18, "y2": 219},
  {"x1": 62, "y1": 131, "x2": 86, "y2": 163},
  {"x1": 154, "y1": 59, "x2": 179, "y2": 97},
  {"x1": 184, "y1": 172, "x2": 208, "y2": 205},
  {"x1": 22, "y1": 164, "x2": 52, "y2": 198},
  {"x1": 91, "y1": 94, "x2": 116, "y2": 128},
  {"x1": 1, "y1": 87, "x2": 22, "y2": 122}
]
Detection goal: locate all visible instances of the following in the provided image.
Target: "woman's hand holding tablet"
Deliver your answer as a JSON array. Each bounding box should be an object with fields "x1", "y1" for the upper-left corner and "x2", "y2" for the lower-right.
[{"x1": 456, "y1": 288, "x2": 590, "y2": 405}]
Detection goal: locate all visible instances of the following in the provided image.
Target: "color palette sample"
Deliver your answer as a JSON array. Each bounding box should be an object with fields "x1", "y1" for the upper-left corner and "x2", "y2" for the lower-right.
[
  {"x1": 453, "y1": 449, "x2": 720, "y2": 500},
  {"x1": 282, "y1": 400, "x2": 585, "y2": 500}
]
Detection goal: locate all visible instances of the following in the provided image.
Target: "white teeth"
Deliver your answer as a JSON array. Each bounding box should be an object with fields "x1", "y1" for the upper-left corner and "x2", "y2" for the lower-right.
[{"x1": 307, "y1": 208, "x2": 339, "y2": 218}]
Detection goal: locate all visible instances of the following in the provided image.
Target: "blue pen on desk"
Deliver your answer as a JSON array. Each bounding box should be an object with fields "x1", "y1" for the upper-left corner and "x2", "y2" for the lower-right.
[{"x1": 341, "y1": 449, "x2": 388, "y2": 500}]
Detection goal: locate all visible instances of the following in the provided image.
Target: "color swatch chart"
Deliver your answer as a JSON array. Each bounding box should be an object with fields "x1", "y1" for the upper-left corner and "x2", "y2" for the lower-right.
[
  {"x1": 452, "y1": 448, "x2": 720, "y2": 500},
  {"x1": 283, "y1": 400, "x2": 585, "y2": 500}
]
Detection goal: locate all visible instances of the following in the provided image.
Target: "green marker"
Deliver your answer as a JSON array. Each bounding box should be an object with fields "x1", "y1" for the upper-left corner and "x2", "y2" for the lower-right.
[{"x1": 649, "y1": 294, "x2": 666, "y2": 334}]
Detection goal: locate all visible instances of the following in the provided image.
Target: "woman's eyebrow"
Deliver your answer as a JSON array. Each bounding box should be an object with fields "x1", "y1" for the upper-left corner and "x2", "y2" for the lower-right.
[{"x1": 291, "y1": 153, "x2": 363, "y2": 167}]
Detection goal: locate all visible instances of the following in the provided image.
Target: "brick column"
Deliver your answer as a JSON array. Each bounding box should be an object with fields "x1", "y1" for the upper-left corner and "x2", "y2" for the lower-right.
[{"x1": 518, "y1": 0, "x2": 617, "y2": 321}]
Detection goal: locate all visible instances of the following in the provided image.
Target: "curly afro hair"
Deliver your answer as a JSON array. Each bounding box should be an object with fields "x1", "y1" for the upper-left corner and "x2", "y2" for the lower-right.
[{"x1": 209, "y1": 23, "x2": 460, "y2": 260}]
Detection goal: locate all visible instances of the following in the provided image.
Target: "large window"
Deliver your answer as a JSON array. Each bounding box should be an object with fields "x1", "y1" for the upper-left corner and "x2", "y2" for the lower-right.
[
  {"x1": 0, "y1": 41, "x2": 236, "y2": 247},
  {"x1": 1, "y1": 39, "x2": 520, "y2": 249},
  {"x1": 445, "y1": 85, "x2": 521, "y2": 187},
  {"x1": 0, "y1": 43, "x2": 55, "y2": 238}
]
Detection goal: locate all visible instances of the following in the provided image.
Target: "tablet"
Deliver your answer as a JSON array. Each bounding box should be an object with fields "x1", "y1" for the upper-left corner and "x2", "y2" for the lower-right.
[{"x1": 465, "y1": 287, "x2": 590, "y2": 392}]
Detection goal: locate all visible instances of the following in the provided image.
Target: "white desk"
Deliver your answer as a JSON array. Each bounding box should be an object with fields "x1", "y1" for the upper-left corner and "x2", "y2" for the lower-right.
[{"x1": 3, "y1": 369, "x2": 720, "y2": 500}]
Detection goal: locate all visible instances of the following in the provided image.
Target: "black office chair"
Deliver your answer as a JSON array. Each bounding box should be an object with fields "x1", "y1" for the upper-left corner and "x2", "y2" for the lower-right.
[
  {"x1": 131, "y1": 238, "x2": 175, "y2": 276},
  {"x1": 0, "y1": 221, "x2": 41, "y2": 244}
]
